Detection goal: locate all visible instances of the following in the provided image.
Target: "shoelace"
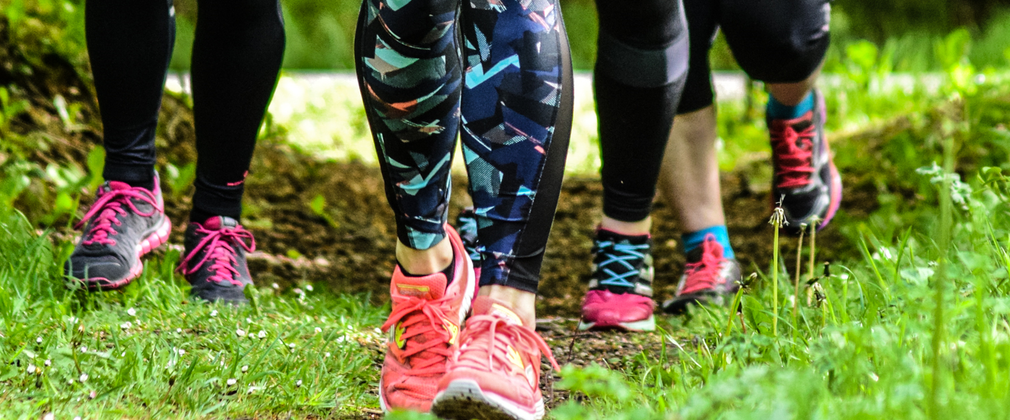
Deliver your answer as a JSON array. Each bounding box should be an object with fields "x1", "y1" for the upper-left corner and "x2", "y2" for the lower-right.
[
  {"x1": 679, "y1": 234, "x2": 726, "y2": 295},
  {"x1": 595, "y1": 240, "x2": 649, "y2": 288},
  {"x1": 178, "y1": 225, "x2": 255, "y2": 286},
  {"x1": 454, "y1": 314, "x2": 560, "y2": 376},
  {"x1": 76, "y1": 186, "x2": 160, "y2": 246},
  {"x1": 770, "y1": 118, "x2": 817, "y2": 189},
  {"x1": 380, "y1": 294, "x2": 456, "y2": 399}
]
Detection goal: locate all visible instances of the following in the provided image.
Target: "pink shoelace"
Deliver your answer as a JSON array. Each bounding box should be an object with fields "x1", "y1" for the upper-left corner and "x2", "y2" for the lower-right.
[
  {"x1": 178, "y1": 224, "x2": 255, "y2": 286},
  {"x1": 770, "y1": 116, "x2": 817, "y2": 189},
  {"x1": 76, "y1": 185, "x2": 161, "y2": 246},
  {"x1": 454, "y1": 314, "x2": 560, "y2": 375},
  {"x1": 380, "y1": 294, "x2": 456, "y2": 399},
  {"x1": 679, "y1": 234, "x2": 726, "y2": 295}
]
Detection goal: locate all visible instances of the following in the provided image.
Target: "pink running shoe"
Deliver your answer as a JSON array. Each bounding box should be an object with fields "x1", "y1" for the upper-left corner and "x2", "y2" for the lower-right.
[
  {"x1": 379, "y1": 225, "x2": 477, "y2": 413},
  {"x1": 769, "y1": 90, "x2": 842, "y2": 234},
  {"x1": 662, "y1": 234, "x2": 741, "y2": 314},
  {"x1": 64, "y1": 175, "x2": 171, "y2": 290},
  {"x1": 578, "y1": 229, "x2": 656, "y2": 331},
  {"x1": 431, "y1": 296, "x2": 560, "y2": 420}
]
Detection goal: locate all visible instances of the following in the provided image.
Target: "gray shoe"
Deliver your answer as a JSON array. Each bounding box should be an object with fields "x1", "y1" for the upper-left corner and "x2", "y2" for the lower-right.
[
  {"x1": 662, "y1": 234, "x2": 741, "y2": 314},
  {"x1": 178, "y1": 216, "x2": 255, "y2": 303},
  {"x1": 65, "y1": 176, "x2": 171, "y2": 290}
]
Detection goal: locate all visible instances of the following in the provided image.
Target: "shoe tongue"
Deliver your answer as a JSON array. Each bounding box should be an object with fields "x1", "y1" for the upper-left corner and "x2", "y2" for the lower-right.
[
  {"x1": 471, "y1": 296, "x2": 524, "y2": 326},
  {"x1": 202, "y1": 216, "x2": 239, "y2": 231},
  {"x1": 106, "y1": 181, "x2": 132, "y2": 191},
  {"x1": 392, "y1": 268, "x2": 447, "y2": 300}
]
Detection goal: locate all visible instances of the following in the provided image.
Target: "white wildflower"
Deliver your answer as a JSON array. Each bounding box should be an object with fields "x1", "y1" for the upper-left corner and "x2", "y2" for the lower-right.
[
  {"x1": 296, "y1": 379, "x2": 302, "y2": 387},
  {"x1": 314, "y1": 327, "x2": 322, "y2": 334},
  {"x1": 257, "y1": 330, "x2": 267, "y2": 339},
  {"x1": 27, "y1": 364, "x2": 36, "y2": 374},
  {"x1": 288, "y1": 343, "x2": 296, "y2": 350},
  {"x1": 241, "y1": 365, "x2": 249, "y2": 373},
  {"x1": 305, "y1": 284, "x2": 313, "y2": 292},
  {"x1": 127, "y1": 307, "x2": 137, "y2": 316},
  {"x1": 80, "y1": 346, "x2": 87, "y2": 353},
  {"x1": 236, "y1": 328, "x2": 247, "y2": 337},
  {"x1": 120, "y1": 321, "x2": 133, "y2": 330},
  {"x1": 272, "y1": 283, "x2": 279, "y2": 290},
  {"x1": 36, "y1": 336, "x2": 42, "y2": 344},
  {"x1": 79, "y1": 373, "x2": 88, "y2": 382},
  {"x1": 325, "y1": 352, "x2": 331, "y2": 358},
  {"x1": 210, "y1": 310, "x2": 218, "y2": 317},
  {"x1": 44, "y1": 360, "x2": 51, "y2": 367},
  {"x1": 227, "y1": 378, "x2": 237, "y2": 386},
  {"x1": 177, "y1": 328, "x2": 183, "y2": 333}
]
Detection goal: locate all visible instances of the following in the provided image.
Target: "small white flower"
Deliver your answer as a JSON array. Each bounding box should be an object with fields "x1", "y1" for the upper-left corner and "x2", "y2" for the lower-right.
[
  {"x1": 210, "y1": 310, "x2": 218, "y2": 317},
  {"x1": 36, "y1": 336, "x2": 42, "y2": 344},
  {"x1": 293, "y1": 288, "x2": 303, "y2": 295},
  {"x1": 272, "y1": 283, "x2": 279, "y2": 290},
  {"x1": 44, "y1": 359, "x2": 51, "y2": 367},
  {"x1": 127, "y1": 307, "x2": 137, "y2": 317},
  {"x1": 120, "y1": 321, "x2": 133, "y2": 330},
  {"x1": 27, "y1": 364, "x2": 36, "y2": 374},
  {"x1": 121, "y1": 352, "x2": 126, "y2": 358},
  {"x1": 68, "y1": 316, "x2": 78, "y2": 324},
  {"x1": 79, "y1": 373, "x2": 88, "y2": 382},
  {"x1": 288, "y1": 343, "x2": 296, "y2": 350},
  {"x1": 296, "y1": 379, "x2": 302, "y2": 387},
  {"x1": 305, "y1": 284, "x2": 314, "y2": 292},
  {"x1": 247, "y1": 386, "x2": 257, "y2": 394},
  {"x1": 246, "y1": 318, "x2": 253, "y2": 323},
  {"x1": 177, "y1": 328, "x2": 183, "y2": 333},
  {"x1": 325, "y1": 352, "x2": 331, "y2": 358},
  {"x1": 236, "y1": 329, "x2": 247, "y2": 337},
  {"x1": 241, "y1": 365, "x2": 249, "y2": 373},
  {"x1": 257, "y1": 330, "x2": 267, "y2": 339},
  {"x1": 74, "y1": 417, "x2": 82, "y2": 420},
  {"x1": 314, "y1": 327, "x2": 322, "y2": 334},
  {"x1": 227, "y1": 378, "x2": 237, "y2": 386},
  {"x1": 42, "y1": 413, "x2": 54, "y2": 420},
  {"x1": 80, "y1": 346, "x2": 87, "y2": 353}
]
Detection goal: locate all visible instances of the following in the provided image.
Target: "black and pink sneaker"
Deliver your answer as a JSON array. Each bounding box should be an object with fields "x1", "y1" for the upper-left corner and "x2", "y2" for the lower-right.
[
  {"x1": 769, "y1": 90, "x2": 842, "y2": 234},
  {"x1": 178, "y1": 216, "x2": 256, "y2": 303},
  {"x1": 578, "y1": 229, "x2": 656, "y2": 331},
  {"x1": 65, "y1": 176, "x2": 171, "y2": 290},
  {"x1": 662, "y1": 234, "x2": 741, "y2": 314}
]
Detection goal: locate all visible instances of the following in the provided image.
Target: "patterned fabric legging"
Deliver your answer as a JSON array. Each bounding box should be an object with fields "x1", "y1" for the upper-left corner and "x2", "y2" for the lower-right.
[{"x1": 355, "y1": 0, "x2": 573, "y2": 293}]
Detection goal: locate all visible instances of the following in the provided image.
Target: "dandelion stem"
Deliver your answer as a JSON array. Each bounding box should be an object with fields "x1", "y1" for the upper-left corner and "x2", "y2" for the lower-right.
[{"x1": 793, "y1": 225, "x2": 806, "y2": 340}]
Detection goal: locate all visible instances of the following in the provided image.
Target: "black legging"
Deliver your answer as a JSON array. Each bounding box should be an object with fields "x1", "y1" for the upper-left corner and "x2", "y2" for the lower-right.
[
  {"x1": 85, "y1": 0, "x2": 285, "y2": 221},
  {"x1": 594, "y1": 0, "x2": 689, "y2": 222}
]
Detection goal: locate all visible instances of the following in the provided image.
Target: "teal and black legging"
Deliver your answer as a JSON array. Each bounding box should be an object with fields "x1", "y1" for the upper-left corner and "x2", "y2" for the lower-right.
[
  {"x1": 595, "y1": 0, "x2": 689, "y2": 222},
  {"x1": 356, "y1": 0, "x2": 574, "y2": 293},
  {"x1": 85, "y1": 0, "x2": 285, "y2": 222}
]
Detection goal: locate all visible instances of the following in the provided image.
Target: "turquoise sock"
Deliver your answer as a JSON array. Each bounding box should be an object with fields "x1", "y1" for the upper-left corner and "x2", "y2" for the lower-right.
[
  {"x1": 766, "y1": 92, "x2": 814, "y2": 120},
  {"x1": 682, "y1": 225, "x2": 735, "y2": 259}
]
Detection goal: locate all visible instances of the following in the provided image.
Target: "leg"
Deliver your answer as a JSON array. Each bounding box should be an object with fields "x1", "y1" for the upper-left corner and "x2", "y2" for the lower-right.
[
  {"x1": 177, "y1": 0, "x2": 286, "y2": 303},
  {"x1": 66, "y1": 0, "x2": 176, "y2": 289},
  {"x1": 579, "y1": 0, "x2": 689, "y2": 332},
  {"x1": 658, "y1": 105, "x2": 724, "y2": 233},
  {"x1": 721, "y1": 0, "x2": 838, "y2": 231},
  {"x1": 431, "y1": 1, "x2": 571, "y2": 418}
]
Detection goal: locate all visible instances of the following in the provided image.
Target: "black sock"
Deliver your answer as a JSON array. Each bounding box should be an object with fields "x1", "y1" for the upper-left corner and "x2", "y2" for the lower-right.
[{"x1": 399, "y1": 255, "x2": 456, "y2": 286}]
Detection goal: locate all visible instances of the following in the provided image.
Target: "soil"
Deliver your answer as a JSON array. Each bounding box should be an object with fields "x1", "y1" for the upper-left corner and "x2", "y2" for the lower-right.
[{"x1": 4, "y1": 22, "x2": 883, "y2": 417}]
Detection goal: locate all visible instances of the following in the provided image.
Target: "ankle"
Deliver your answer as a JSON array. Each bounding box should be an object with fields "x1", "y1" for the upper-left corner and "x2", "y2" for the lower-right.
[
  {"x1": 395, "y1": 237, "x2": 453, "y2": 275},
  {"x1": 600, "y1": 215, "x2": 651, "y2": 236},
  {"x1": 478, "y1": 285, "x2": 536, "y2": 327}
]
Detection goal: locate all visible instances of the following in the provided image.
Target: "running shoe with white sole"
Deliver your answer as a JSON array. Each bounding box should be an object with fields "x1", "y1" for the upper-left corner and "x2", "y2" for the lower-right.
[
  {"x1": 578, "y1": 229, "x2": 656, "y2": 331},
  {"x1": 662, "y1": 233, "x2": 741, "y2": 314},
  {"x1": 379, "y1": 225, "x2": 477, "y2": 413},
  {"x1": 64, "y1": 175, "x2": 171, "y2": 290},
  {"x1": 769, "y1": 89, "x2": 842, "y2": 234},
  {"x1": 432, "y1": 296, "x2": 560, "y2": 420},
  {"x1": 178, "y1": 216, "x2": 256, "y2": 303}
]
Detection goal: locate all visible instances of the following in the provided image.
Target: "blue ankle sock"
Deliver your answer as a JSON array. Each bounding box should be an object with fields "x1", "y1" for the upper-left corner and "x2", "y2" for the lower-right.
[
  {"x1": 682, "y1": 225, "x2": 735, "y2": 259},
  {"x1": 767, "y1": 92, "x2": 814, "y2": 120}
]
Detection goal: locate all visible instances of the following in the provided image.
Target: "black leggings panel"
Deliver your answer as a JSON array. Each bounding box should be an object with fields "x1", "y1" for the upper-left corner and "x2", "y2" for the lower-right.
[
  {"x1": 678, "y1": 0, "x2": 831, "y2": 114},
  {"x1": 85, "y1": 0, "x2": 285, "y2": 220},
  {"x1": 594, "y1": 0, "x2": 689, "y2": 222}
]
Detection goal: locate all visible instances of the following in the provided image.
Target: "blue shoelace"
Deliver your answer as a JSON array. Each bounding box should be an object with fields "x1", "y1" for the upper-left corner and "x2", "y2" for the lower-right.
[{"x1": 595, "y1": 240, "x2": 650, "y2": 288}]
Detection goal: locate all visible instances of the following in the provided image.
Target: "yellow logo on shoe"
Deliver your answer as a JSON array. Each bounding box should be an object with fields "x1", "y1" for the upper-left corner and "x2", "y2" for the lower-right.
[
  {"x1": 506, "y1": 345, "x2": 524, "y2": 370},
  {"x1": 393, "y1": 322, "x2": 407, "y2": 349},
  {"x1": 397, "y1": 284, "x2": 430, "y2": 297},
  {"x1": 442, "y1": 319, "x2": 459, "y2": 345}
]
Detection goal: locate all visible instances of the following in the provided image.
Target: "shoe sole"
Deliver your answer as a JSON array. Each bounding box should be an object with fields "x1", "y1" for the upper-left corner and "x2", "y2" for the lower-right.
[
  {"x1": 431, "y1": 379, "x2": 544, "y2": 420},
  {"x1": 378, "y1": 227, "x2": 478, "y2": 412},
  {"x1": 77, "y1": 215, "x2": 172, "y2": 291},
  {"x1": 577, "y1": 315, "x2": 655, "y2": 332}
]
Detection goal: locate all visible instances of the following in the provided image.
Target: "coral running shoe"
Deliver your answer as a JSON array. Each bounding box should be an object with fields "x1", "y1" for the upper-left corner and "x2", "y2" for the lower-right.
[
  {"x1": 65, "y1": 176, "x2": 171, "y2": 290},
  {"x1": 769, "y1": 90, "x2": 842, "y2": 234},
  {"x1": 379, "y1": 225, "x2": 477, "y2": 413},
  {"x1": 578, "y1": 229, "x2": 656, "y2": 331},
  {"x1": 178, "y1": 216, "x2": 256, "y2": 303},
  {"x1": 662, "y1": 234, "x2": 741, "y2": 314},
  {"x1": 432, "y1": 296, "x2": 560, "y2": 420},
  {"x1": 456, "y1": 208, "x2": 482, "y2": 282}
]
